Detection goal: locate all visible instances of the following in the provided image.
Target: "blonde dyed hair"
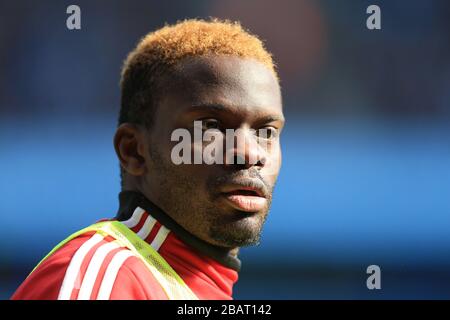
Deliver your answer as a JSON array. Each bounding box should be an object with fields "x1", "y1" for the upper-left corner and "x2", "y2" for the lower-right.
[{"x1": 119, "y1": 18, "x2": 276, "y2": 127}]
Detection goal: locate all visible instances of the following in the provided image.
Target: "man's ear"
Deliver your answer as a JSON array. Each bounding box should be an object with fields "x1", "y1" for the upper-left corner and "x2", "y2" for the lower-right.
[{"x1": 113, "y1": 123, "x2": 147, "y2": 177}]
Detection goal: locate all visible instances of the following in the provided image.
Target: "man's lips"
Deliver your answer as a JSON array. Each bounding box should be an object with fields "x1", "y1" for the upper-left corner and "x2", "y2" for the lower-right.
[
  {"x1": 221, "y1": 193, "x2": 267, "y2": 212},
  {"x1": 219, "y1": 182, "x2": 268, "y2": 212}
]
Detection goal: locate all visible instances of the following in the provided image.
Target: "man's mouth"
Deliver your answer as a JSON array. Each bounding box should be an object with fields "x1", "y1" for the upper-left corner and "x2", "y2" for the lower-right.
[{"x1": 219, "y1": 184, "x2": 268, "y2": 213}]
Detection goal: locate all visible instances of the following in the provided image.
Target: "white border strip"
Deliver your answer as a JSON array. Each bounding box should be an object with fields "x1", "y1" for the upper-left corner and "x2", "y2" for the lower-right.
[
  {"x1": 150, "y1": 226, "x2": 170, "y2": 251},
  {"x1": 136, "y1": 215, "x2": 156, "y2": 240},
  {"x1": 122, "y1": 207, "x2": 146, "y2": 229}
]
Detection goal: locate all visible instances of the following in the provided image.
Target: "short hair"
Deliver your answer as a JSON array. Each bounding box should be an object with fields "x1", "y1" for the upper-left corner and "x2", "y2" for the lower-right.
[{"x1": 119, "y1": 18, "x2": 276, "y2": 129}]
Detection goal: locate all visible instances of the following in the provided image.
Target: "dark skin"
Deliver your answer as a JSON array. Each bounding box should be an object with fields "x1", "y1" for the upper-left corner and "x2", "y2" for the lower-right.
[{"x1": 114, "y1": 55, "x2": 284, "y2": 256}]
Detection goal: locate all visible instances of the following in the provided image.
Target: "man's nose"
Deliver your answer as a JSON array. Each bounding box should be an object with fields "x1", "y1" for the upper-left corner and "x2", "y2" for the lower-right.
[{"x1": 223, "y1": 129, "x2": 266, "y2": 168}]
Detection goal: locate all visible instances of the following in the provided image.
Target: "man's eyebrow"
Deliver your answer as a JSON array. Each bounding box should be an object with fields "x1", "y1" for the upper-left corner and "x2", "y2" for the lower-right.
[
  {"x1": 257, "y1": 115, "x2": 285, "y2": 124},
  {"x1": 182, "y1": 104, "x2": 285, "y2": 128},
  {"x1": 185, "y1": 104, "x2": 285, "y2": 122},
  {"x1": 184, "y1": 104, "x2": 228, "y2": 114}
]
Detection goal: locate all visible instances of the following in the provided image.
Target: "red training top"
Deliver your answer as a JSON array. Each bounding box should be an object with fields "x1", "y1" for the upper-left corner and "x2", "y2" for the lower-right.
[{"x1": 12, "y1": 191, "x2": 240, "y2": 300}]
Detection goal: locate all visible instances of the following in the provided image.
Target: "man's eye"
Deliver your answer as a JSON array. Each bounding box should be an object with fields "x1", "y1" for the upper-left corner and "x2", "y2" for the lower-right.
[
  {"x1": 257, "y1": 127, "x2": 278, "y2": 139},
  {"x1": 201, "y1": 118, "x2": 220, "y2": 130}
]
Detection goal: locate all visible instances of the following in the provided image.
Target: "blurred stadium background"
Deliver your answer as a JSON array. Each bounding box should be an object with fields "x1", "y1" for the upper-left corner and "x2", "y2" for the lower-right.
[{"x1": 1, "y1": 0, "x2": 450, "y2": 299}]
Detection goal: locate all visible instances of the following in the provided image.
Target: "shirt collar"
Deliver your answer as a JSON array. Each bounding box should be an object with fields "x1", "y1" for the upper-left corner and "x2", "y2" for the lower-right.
[{"x1": 115, "y1": 190, "x2": 241, "y2": 271}]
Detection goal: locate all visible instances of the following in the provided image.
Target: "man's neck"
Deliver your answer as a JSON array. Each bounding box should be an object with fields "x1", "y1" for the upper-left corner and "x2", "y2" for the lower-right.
[{"x1": 116, "y1": 190, "x2": 242, "y2": 271}]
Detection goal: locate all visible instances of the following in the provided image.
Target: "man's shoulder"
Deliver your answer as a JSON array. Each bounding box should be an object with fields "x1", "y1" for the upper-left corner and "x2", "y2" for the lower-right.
[{"x1": 12, "y1": 229, "x2": 167, "y2": 300}]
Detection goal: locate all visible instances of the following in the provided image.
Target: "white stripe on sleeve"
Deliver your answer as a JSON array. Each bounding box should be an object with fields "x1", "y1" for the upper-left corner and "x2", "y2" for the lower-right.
[
  {"x1": 57, "y1": 233, "x2": 104, "y2": 300},
  {"x1": 77, "y1": 241, "x2": 121, "y2": 300},
  {"x1": 96, "y1": 250, "x2": 134, "y2": 300}
]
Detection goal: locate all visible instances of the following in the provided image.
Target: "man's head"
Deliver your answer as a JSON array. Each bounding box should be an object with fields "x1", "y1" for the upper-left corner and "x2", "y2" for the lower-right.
[{"x1": 114, "y1": 19, "x2": 284, "y2": 250}]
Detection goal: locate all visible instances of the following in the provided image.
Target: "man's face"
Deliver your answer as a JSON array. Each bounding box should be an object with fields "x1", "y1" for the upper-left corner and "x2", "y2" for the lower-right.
[{"x1": 141, "y1": 55, "x2": 284, "y2": 249}]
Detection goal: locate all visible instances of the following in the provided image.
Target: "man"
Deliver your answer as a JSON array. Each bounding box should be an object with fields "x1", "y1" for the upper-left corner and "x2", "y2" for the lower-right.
[{"x1": 12, "y1": 18, "x2": 284, "y2": 300}]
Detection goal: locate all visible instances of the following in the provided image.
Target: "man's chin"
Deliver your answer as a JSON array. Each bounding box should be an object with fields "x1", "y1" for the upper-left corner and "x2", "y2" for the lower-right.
[
  {"x1": 208, "y1": 214, "x2": 266, "y2": 248},
  {"x1": 210, "y1": 232, "x2": 261, "y2": 248}
]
